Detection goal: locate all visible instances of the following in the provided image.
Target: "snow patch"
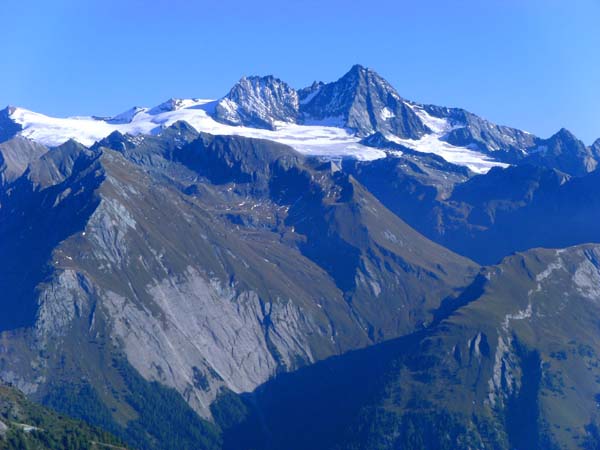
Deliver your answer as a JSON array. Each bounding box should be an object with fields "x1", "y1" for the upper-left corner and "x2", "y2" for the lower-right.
[
  {"x1": 380, "y1": 107, "x2": 395, "y2": 121},
  {"x1": 573, "y1": 258, "x2": 600, "y2": 300},
  {"x1": 9, "y1": 102, "x2": 384, "y2": 161},
  {"x1": 8, "y1": 98, "x2": 512, "y2": 171},
  {"x1": 386, "y1": 104, "x2": 507, "y2": 174}
]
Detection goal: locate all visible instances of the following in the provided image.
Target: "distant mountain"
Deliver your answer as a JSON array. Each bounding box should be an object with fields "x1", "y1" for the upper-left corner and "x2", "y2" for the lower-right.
[
  {"x1": 2, "y1": 65, "x2": 598, "y2": 175},
  {"x1": 440, "y1": 163, "x2": 600, "y2": 262},
  {"x1": 213, "y1": 75, "x2": 299, "y2": 129},
  {"x1": 214, "y1": 65, "x2": 429, "y2": 138},
  {"x1": 298, "y1": 64, "x2": 429, "y2": 139},
  {"x1": 422, "y1": 104, "x2": 536, "y2": 158},
  {"x1": 213, "y1": 244, "x2": 600, "y2": 450},
  {"x1": 347, "y1": 154, "x2": 600, "y2": 265},
  {"x1": 521, "y1": 128, "x2": 598, "y2": 176}
]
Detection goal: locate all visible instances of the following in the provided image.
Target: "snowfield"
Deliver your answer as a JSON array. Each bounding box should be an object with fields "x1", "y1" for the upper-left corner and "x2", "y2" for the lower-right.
[
  {"x1": 8, "y1": 98, "x2": 506, "y2": 172},
  {"x1": 389, "y1": 104, "x2": 508, "y2": 173}
]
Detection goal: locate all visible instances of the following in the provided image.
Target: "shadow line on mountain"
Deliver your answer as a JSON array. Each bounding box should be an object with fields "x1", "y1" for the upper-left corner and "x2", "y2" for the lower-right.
[{"x1": 213, "y1": 277, "x2": 483, "y2": 450}]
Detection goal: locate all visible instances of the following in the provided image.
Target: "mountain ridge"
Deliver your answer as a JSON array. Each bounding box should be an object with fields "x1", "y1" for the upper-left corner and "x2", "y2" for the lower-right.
[
  {"x1": 1, "y1": 65, "x2": 600, "y2": 450},
  {"x1": 0, "y1": 124, "x2": 477, "y2": 449},
  {"x1": 2, "y1": 65, "x2": 598, "y2": 176}
]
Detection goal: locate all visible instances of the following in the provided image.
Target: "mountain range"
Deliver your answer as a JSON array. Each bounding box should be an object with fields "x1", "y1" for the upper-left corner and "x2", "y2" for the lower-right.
[{"x1": 1, "y1": 65, "x2": 600, "y2": 449}]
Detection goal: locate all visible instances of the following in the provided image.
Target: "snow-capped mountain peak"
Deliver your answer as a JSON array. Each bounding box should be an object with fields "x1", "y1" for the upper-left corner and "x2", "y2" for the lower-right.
[
  {"x1": 213, "y1": 75, "x2": 299, "y2": 130},
  {"x1": 3, "y1": 65, "x2": 594, "y2": 176}
]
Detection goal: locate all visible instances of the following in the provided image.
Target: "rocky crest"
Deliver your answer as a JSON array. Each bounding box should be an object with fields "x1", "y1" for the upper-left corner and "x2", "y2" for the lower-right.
[
  {"x1": 299, "y1": 64, "x2": 430, "y2": 139},
  {"x1": 214, "y1": 75, "x2": 299, "y2": 129}
]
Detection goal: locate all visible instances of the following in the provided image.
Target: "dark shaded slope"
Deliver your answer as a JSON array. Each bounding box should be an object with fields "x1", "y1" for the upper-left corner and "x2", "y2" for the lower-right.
[
  {"x1": 349, "y1": 155, "x2": 600, "y2": 264},
  {"x1": 214, "y1": 328, "x2": 426, "y2": 450},
  {"x1": 0, "y1": 142, "x2": 103, "y2": 330},
  {"x1": 217, "y1": 244, "x2": 600, "y2": 450},
  {"x1": 0, "y1": 107, "x2": 21, "y2": 144}
]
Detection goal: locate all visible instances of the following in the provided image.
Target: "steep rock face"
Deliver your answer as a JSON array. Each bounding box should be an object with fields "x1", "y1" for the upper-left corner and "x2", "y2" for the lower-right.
[
  {"x1": 0, "y1": 107, "x2": 22, "y2": 143},
  {"x1": 211, "y1": 65, "x2": 431, "y2": 140},
  {"x1": 0, "y1": 141, "x2": 102, "y2": 330},
  {"x1": 0, "y1": 129, "x2": 476, "y2": 428},
  {"x1": 0, "y1": 148, "x2": 339, "y2": 418},
  {"x1": 213, "y1": 75, "x2": 299, "y2": 129},
  {"x1": 0, "y1": 137, "x2": 47, "y2": 185},
  {"x1": 297, "y1": 81, "x2": 325, "y2": 104},
  {"x1": 300, "y1": 64, "x2": 429, "y2": 139}
]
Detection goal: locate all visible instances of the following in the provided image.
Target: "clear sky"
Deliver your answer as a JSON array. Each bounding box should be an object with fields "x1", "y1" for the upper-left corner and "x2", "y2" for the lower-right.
[{"x1": 2, "y1": 0, "x2": 599, "y2": 143}]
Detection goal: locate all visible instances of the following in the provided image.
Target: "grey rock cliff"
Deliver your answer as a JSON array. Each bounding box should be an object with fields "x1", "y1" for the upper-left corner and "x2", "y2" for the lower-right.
[{"x1": 214, "y1": 75, "x2": 299, "y2": 129}]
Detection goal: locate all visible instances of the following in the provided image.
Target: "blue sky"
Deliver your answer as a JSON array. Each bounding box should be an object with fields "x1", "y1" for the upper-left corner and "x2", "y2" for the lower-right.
[{"x1": 2, "y1": 0, "x2": 599, "y2": 143}]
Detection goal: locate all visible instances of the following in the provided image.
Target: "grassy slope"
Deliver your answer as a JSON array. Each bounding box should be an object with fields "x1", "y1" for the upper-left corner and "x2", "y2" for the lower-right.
[
  {"x1": 213, "y1": 244, "x2": 600, "y2": 450},
  {"x1": 0, "y1": 384, "x2": 126, "y2": 450}
]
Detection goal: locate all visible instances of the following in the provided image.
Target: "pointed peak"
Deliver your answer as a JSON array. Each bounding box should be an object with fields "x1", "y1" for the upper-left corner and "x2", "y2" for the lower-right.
[
  {"x1": 227, "y1": 74, "x2": 296, "y2": 97},
  {"x1": 298, "y1": 81, "x2": 325, "y2": 104},
  {"x1": 349, "y1": 63, "x2": 369, "y2": 74},
  {"x1": 1, "y1": 105, "x2": 17, "y2": 116},
  {"x1": 166, "y1": 120, "x2": 197, "y2": 133},
  {"x1": 108, "y1": 106, "x2": 145, "y2": 124},
  {"x1": 342, "y1": 64, "x2": 367, "y2": 80},
  {"x1": 549, "y1": 127, "x2": 579, "y2": 143},
  {"x1": 55, "y1": 138, "x2": 89, "y2": 151},
  {"x1": 214, "y1": 73, "x2": 299, "y2": 130},
  {"x1": 335, "y1": 64, "x2": 393, "y2": 93},
  {"x1": 160, "y1": 120, "x2": 200, "y2": 141},
  {"x1": 557, "y1": 127, "x2": 575, "y2": 137},
  {"x1": 149, "y1": 98, "x2": 188, "y2": 115},
  {"x1": 308, "y1": 80, "x2": 325, "y2": 90},
  {"x1": 92, "y1": 130, "x2": 139, "y2": 153},
  {"x1": 105, "y1": 129, "x2": 126, "y2": 140},
  {"x1": 343, "y1": 64, "x2": 382, "y2": 80}
]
